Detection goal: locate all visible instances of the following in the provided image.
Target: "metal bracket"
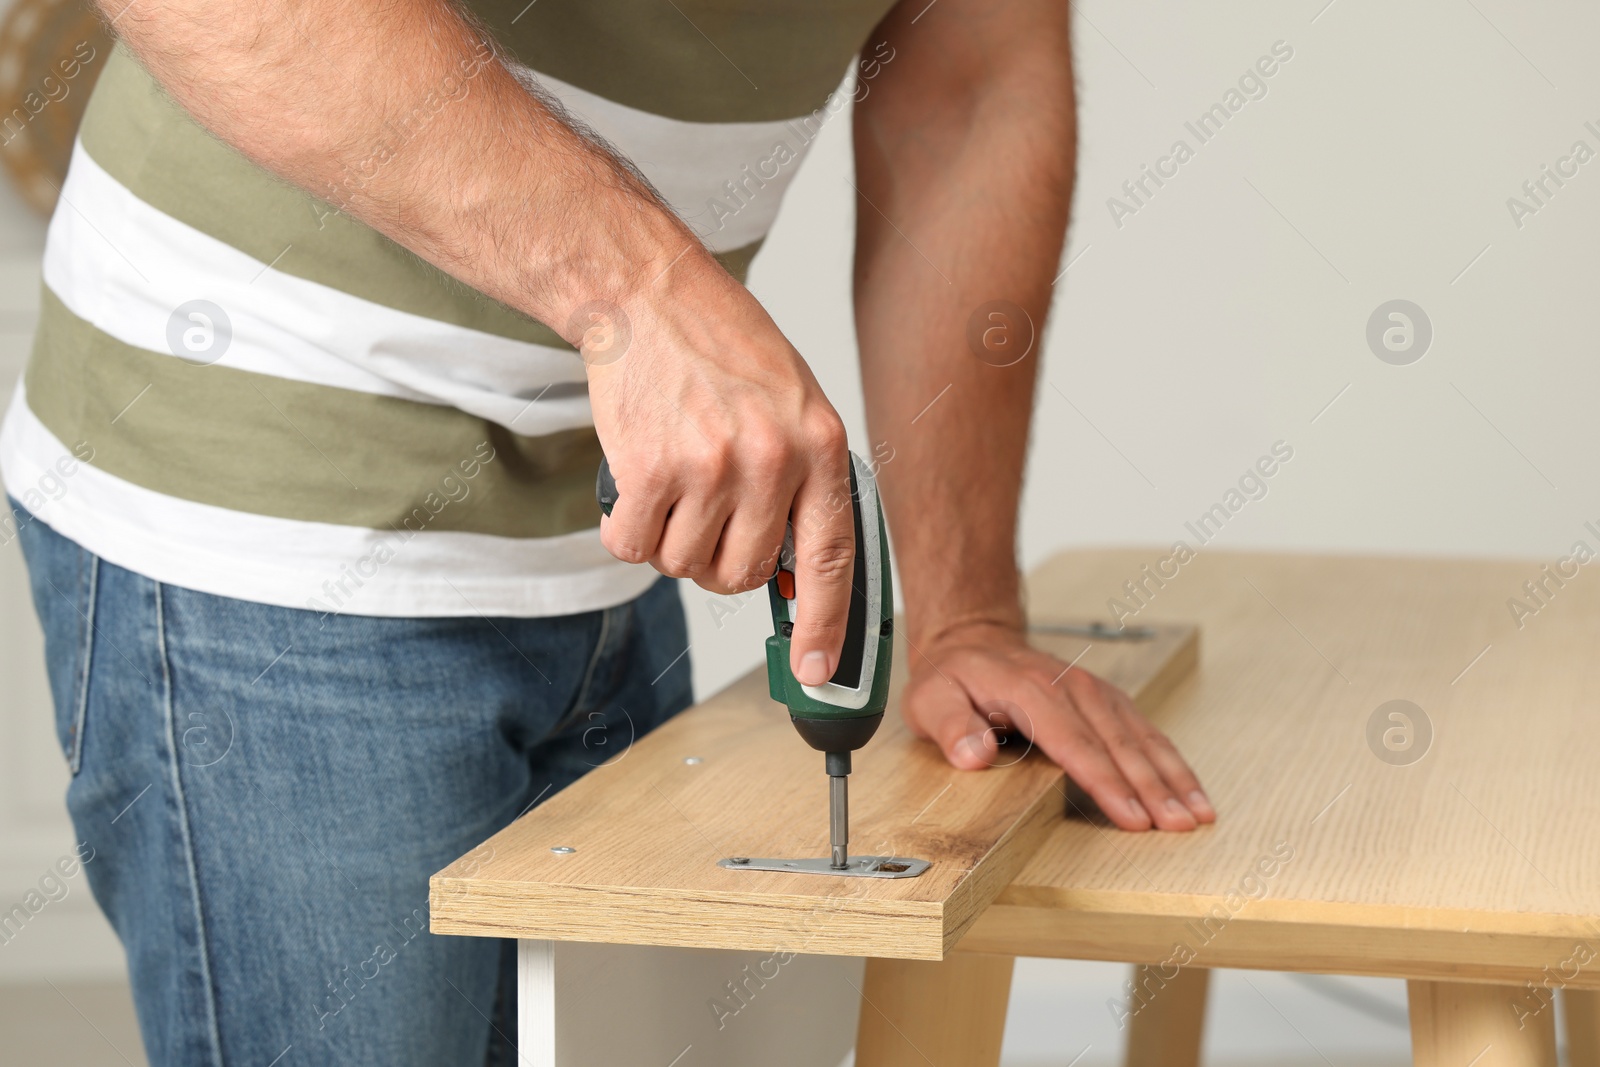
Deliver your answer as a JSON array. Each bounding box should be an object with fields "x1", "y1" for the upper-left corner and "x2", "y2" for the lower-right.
[
  {"x1": 1030, "y1": 621, "x2": 1156, "y2": 641},
  {"x1": 718, "y1": 855, "x2": 931, "y2": 879}
]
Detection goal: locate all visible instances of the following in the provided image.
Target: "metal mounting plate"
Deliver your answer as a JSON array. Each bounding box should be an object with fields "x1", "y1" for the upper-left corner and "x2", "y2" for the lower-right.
[{"x1": 718, "y1": 855, "x2": 931, "y2": 879}]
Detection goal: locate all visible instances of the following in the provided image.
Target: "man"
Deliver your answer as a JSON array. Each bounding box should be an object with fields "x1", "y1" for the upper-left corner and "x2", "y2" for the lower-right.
[{"x1": 1, "y1": 0, "x2": 1213, "y2": 1062}]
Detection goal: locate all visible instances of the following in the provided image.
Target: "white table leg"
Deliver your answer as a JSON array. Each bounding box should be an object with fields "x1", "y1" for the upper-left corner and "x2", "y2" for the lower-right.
[{"x1": 517, "y1": 939, "x2": 862, "y2": 1067}]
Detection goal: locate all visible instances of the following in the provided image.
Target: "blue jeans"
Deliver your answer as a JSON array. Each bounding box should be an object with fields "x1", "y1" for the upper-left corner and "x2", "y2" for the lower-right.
[{"x1": 10, "y1": 500, "x2": 692, "y2": 1067}]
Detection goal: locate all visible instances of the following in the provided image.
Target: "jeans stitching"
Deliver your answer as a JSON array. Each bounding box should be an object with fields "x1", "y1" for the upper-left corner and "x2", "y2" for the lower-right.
[
  {"x1": 555, "y1": 606, "x2": 619, "y2": 733},
  {"x1": 65, "y1": 553, "x2": 99, "y2": 775},
  {"x1": 156, "y1": 582, "x2": 228, "y2": 1065}
]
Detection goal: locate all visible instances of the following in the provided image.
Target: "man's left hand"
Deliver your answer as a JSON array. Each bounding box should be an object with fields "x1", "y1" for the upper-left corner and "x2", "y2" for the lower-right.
[{"x1": 899, "y1": 622, "x2": 1216, "y2": 832}]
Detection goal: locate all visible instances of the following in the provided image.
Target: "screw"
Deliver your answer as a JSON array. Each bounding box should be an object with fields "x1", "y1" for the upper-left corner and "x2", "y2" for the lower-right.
[
  {"x1": 684, "y1": 756, "x2": 702, "y2": 765},
  {"x1": 550, "y1": 846, "x2": 576, "y2": 855},
  {"x1": 729, "y1": 857, "x2": 749, "y2": 865}
]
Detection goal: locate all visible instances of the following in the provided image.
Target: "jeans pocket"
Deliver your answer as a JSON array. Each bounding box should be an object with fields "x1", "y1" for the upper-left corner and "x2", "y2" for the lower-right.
[{"x1": 10, "y1": 498, "x2": 98, "y2": 774}]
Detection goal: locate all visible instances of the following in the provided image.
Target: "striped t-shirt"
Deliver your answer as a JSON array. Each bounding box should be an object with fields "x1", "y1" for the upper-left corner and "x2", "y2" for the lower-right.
[{"x1": 0, "y1": 1, "x2": 895, "y2": 618}]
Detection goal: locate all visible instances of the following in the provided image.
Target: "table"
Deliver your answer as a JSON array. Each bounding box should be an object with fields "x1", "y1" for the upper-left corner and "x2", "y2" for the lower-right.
[{"x1": 433, "y1": 549, "x2": 1600, "y2": 1066}]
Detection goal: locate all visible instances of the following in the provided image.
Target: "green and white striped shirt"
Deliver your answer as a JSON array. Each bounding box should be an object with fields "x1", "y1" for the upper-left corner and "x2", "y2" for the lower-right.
[{"x1": 0, "y1": 1, "x2": 895, "y2": 618}]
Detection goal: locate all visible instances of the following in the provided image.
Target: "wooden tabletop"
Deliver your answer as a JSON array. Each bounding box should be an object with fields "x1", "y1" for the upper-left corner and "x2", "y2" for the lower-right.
[
  {"x1": 960, "y1": 549, "x2": 1600, "y2": 988},
  {"x1": 429, "y1": 610, "x2": 1197, "y2": 960}
]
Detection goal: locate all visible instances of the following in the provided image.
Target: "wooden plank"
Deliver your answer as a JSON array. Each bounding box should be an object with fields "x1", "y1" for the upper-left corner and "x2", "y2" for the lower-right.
[
  {"x1": 958, "y1": 904, "x2": 1600, "y2": 990},
  {"x1": 517, "y1": 939, "x2": 861, "y2": 1066},
  {"x1": 854, "y1": 953, "x2": 1013, "y2": 1067},
  {"x1": 431, "y1": 620, "x2": 1197, "y2": 961},
  {"x1": 1409, "y1": 980, "x2": 1556, "y2": 1066},
  {"x1": 1124, "y1": 965, "x2": 1208, "y2": 1067},
  {"x1": 958, "y1": 549, "x2": 1600, "y2": 980},
  {"x1": 1565, "y1": 989, "x2": 1600, "y2": 1067}
]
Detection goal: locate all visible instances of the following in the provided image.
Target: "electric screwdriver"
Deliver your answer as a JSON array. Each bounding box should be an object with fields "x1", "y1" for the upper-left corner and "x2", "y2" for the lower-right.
[{"x1": 596, "y1": 451, "x2": 895, "y2": 872}]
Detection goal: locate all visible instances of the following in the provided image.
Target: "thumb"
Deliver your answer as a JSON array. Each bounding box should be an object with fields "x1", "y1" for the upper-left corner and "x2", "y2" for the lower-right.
[
  {"x1": 906, "y1": 677, "x2": 998, "y2": 770},
  {"x1": 787, "y1": 466, "x2": 856, "y2": 687}
]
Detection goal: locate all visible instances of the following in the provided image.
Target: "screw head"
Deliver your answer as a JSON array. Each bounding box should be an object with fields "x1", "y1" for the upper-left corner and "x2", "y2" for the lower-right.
[
  {"x1": 550, "y1": 846, "x2": 576, "y2": 855},
  {"x1": 729, "y1": 857, "x2": 749, "y2": 865}
]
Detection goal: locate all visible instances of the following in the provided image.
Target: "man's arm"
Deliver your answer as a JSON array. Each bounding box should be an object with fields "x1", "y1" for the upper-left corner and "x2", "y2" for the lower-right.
[
  {"x1": 107, "y1": 0, "x2": 856, "y2": 685},
  {"x1": 854, "y1": 0, "x2": 1213, "y2": 830}
]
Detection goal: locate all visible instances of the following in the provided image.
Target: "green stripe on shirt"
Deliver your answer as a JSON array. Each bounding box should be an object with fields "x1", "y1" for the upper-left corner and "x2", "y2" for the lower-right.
[{"x1": 27, "y1": 286, "x2": 605, "y2": 537}]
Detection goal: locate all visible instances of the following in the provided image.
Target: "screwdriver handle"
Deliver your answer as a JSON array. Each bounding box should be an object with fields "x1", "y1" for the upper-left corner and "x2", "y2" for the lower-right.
[{"x1": 596, "y1": 457, "x2": 619, "y2": 518}]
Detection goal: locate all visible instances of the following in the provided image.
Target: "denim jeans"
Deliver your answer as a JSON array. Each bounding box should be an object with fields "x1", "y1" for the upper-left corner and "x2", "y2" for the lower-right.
[{"x1": 10, "y1": 499, "x2": 693, "y2": 1066}]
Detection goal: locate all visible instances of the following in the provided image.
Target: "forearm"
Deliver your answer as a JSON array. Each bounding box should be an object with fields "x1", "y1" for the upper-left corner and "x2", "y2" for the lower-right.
[
  {"x1": 109, "y1": 0, "x2": 704, "y2": 332},
  {"x1": 853, "y1": 3, "x2": 1074, "y2": 647}
]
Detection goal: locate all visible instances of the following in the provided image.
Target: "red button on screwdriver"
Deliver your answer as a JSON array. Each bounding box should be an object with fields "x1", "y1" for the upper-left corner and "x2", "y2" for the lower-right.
[{"x1": 775, "y1": 569, "x2": 795, "y2": 600}]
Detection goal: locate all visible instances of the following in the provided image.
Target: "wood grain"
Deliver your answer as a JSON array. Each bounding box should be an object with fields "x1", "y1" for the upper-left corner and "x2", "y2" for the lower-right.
[
  {"x1": 959, "y1": 549, "x2": 1600, "y2": 986},
  {"x1": 430, "y1": 620, "x2": 1197, "y2": 960},
  {"x1": 1124, "y1": 965, "x2": 1208, "y2": 1067},
  {"x1": 1409, "y1": 980, "x2": 1556, "y2": 1066},
  {"x1": 854, "y1": 954, "x2": 1013, "y2": 1067},
  {"x1": 1565, "y1": 989, "x2": 1600, "y2": 1066}
]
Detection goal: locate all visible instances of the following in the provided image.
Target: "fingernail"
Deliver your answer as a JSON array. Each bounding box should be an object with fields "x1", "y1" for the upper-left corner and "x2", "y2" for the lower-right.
[
  {"x1": 1188, "y1": 790, "x2": 1214, "y2": 813},
  {"x1": 1165, "y1": 798, "x2": 1195, "y2": 823},
  {"x1": 797, "y1": 651, "x2": 831, "y2": 686},
  {"x1": 1127, "y1": 798, "x2": 1149, "y2": 824},
  {"x1": 953, "y1": 733, "x2": 991, "y2": 767}
]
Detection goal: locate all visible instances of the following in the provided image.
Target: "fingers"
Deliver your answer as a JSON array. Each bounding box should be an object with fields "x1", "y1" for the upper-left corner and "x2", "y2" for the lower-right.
[
  {"x1": 1109, "y1": 686, "x2": 1215, "y2": 824},
  {"x1": 651, "y1": 492, "x2": 734, "y2": 582},
  {"x1": 598, "y1": 462, "x2": 673, "y2": 565},
  {"x1": 786, "y1": 440, "x2": 855, "y2": 687},
  {"x1": 904, "y1": 675, "x2": 999, "y2": 770},
  {"x1": 1019, "y1": 680, "x2": 1157, "y2": 832},
  {"x1": 599, "y1": 440, "x2": 789, "y2": 592},
  {"x1": 707, "y1": 503, "x2": 787, "y2": 594}
]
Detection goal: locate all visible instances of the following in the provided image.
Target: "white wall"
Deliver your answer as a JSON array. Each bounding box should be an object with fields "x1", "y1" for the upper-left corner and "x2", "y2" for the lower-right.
[
  {"x1": 693, "y1": 0, "x2": 1600, "y2": 699},
  {"x1": 1, "y1": 0, "x2": 1591, "y2": 1058}
]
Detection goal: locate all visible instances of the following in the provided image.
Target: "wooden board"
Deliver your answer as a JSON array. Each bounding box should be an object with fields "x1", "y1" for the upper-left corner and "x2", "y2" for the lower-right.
[
  {"x1": 430, "y1": 620, "x2": 1197, "y2": 960},
  {"x1": 958, "y1": 549, "x2": 1600, "y2": 986}
]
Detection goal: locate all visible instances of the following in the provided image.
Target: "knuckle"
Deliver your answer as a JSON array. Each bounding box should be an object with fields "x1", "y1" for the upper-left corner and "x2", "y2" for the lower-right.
[
  {"x1": 663, "y1": 555, "x2": 709, "y2": 579},
  {"x1": 743, "y1": 425, "x2": 794, "y2": 475},
  {"x1": 807, "y1": 413, "x2": 848, "y2": 456},
  {"x1": 1106, "y1": 731, "x2": 1143, "y2": 757},
  {"x1": 613, "y1": 542, "x2": 649, "y2": 565},
  {"x1": 801, "y1": 537, "x2": 855, "y2": 583}
]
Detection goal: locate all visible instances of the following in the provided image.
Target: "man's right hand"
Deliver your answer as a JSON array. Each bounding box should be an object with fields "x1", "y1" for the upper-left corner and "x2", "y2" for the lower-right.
[
  {"x1": 105, "y1": 0, "x2": 858, "y2": 683},
  {"x1": 580, "y1": 254, "x2": 856, "y2": 688}
]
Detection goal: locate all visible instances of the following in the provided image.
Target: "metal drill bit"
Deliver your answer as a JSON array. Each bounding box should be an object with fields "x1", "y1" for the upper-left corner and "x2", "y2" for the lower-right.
[{"x1": 829, "y1": 774, "x2": 848, "y2": 869}]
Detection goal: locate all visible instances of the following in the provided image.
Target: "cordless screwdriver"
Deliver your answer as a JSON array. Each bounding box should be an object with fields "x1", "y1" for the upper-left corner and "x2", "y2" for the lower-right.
[{"x1": 596, "y1": 451, "x2": 927, "y2": 878}]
